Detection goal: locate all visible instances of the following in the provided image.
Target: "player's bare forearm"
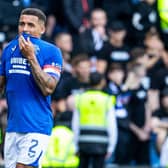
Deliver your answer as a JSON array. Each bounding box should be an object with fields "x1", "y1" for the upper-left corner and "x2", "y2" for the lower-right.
[
  {"x1": 19, "y1": 35, "x2": 58, "y2": 96},
  {"x1": 29, "y1": 57, "x2": 58, "y2": 96}
]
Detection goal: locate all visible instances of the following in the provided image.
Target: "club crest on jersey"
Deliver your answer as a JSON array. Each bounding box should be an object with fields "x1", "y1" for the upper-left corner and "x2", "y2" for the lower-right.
[{"x1": 11, "y1": 45, "x2": 17, "y2": 53}]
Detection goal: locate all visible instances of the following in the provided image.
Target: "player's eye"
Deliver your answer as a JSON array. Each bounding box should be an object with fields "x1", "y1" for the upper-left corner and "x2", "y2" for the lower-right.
[
  {"x1": 28, "y1": 23, "x2": 35, "y2": 27},
  {"x1": 19, "y1": 22, "x2": 25, "y2": 26}
]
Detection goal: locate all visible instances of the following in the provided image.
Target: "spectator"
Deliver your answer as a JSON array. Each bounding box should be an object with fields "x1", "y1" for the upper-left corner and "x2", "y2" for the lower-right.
[
  {"x1": 130, "y1": 0, "x2": 159, "y2": 46},
  {"x1": 104, "y1": 63, "x2": 132, "y2": 165},
  {"x1": 144, "y1": 30, "x2": 168, "y2": 113},
  {"x1": 78, "y1": 8, "x2": 108, "y2": 56},
  {"x1": 67, "y1": 71, "x2": 118, "y2": 168},
  {"x1": 56, "y1": 54, "x2": 91, "y2": 100},
  {"x1": 130, "y1": 47, "x2": 151, "y2": 90},
  {"x1": 78, "y1": 8, "x2": 108, "y2": 73},
  {"x1": 62, "y1": 0, "x2": 94, "y2": 35},
  {"x1": 130, "y1": 47, "x2": 149, "y2": 69},
  {"x1": 148, "y1": 63, "x2": 168, "y2": 114},
  {"x1": 125, "y1": 63, "x2": 151, "y2": 165},
  {"x1": 150, "y1": 67, "x2": 168, "y2": 102},
  {"x1": 144, "y1": 29, "x2": 168, "y2": 73},
  {"x1": 42, "y1": 14, "x2": 68, "y2": 43},
  {"x1": 51, "y1": 54, "x2": 91, "y2": 125},
  {"x1": 51, "y1": 32, "x2": 73, "y2": 119},
  {"x1": 97, "y1": 20, "x2": 131, "y2": 73},
  {"x1": 151, "y1": 87, "x2": 168, "y2": 154},
  {"x1": 54, "y1": 32, "x2": 73, "y2": 73},
  {"x1": 42, "y1": 111, "x2": 79, "y2": 168},
  {"x1": 62, "y1": 0, "x2": 95, "y2": 55}
]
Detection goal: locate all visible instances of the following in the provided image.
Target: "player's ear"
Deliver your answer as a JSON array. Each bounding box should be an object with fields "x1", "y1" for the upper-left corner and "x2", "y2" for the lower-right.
[{"x1": 40, "y1": 25, "x2": 45, "y2": 35}]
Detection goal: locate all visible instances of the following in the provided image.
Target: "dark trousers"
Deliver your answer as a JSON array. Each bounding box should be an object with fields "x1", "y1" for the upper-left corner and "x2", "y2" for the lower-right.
[
  {"x1": 114, "y1": 130, "x2": 131, "y2": 165},
  {"x1": 130, "y1": 134, "x2": 150, "y2": 165},
  {"x1": 79, "y1": 153, "x2": 105, "y2": 168}
]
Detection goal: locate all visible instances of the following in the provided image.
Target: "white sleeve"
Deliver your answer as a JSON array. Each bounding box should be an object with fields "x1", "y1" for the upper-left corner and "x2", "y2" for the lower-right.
[
  {"x1": 71, "y1": 109, "x2": 80, "y2": 153},
  {"x1": 107, "y1": 107, "x2": 118, "y2": 154}
]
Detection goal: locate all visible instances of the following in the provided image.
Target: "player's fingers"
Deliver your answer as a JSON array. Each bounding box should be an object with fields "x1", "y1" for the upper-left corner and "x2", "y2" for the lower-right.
[
  {"x1": 19, "y1": 36, "x2": 28, "y2": 50},
  {"x1": 18, "y1": 37, "x2": 24, "y2": 49},
  {"x1": 20, "y1": 35, "x2": 29, "y2": 46},
  {"x1": 27, "y1": 37, "x2": 31, "y2": 43},
  {"x1": 19, "y1": 40, "x2": 25, "y2": 49},
  {"x1": 18, "y1": 38, "x2": 22, "y2": 49},
  {"x1": 27, "y1": 37, "x2": 33, "y2": 47}
]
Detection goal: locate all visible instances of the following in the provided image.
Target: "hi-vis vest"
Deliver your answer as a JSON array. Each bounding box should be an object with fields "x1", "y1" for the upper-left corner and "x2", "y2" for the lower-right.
[
  {"x1": 42, "y1": 125, "x2": 79, "y2": 168},
  {"x1": 75, "y1": 90, "x2": 115, "y2": 145},
  {"x1": 157, "y1": 0, "x2": 168, "y2": 32}
]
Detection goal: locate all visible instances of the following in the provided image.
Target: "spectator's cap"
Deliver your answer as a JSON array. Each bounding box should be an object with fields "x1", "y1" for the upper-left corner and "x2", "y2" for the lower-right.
[
  {"x1": 108, "y1": 21, "x2": 126, "y2": 31},
  {"x1": 161, "y1": 87, "x2": 168, "y2": 97},
  {"x1": 90, "y1": 71, "x2": 104, "y2": 86}
]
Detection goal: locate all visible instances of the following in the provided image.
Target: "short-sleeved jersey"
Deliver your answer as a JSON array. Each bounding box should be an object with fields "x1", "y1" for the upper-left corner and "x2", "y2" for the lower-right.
[{"x1": 0, "y1": 34, "x2": 63, "y2": 135}]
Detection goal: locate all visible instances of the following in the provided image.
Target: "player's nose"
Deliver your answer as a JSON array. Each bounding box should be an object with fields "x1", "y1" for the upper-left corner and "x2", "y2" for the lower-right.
[{"x1": 22, "y1": 25, "x2": 29, "y2": 33}]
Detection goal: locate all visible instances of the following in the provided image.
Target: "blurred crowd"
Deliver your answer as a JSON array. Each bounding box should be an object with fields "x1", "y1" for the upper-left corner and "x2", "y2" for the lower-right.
[{"x1": 1, "y1": 0, "x2": 168, "y2": 167}]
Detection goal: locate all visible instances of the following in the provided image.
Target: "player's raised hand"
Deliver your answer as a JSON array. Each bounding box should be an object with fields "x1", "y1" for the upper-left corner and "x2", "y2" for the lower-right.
[{"x1": 19, "y1": 35, "x2": 35, "y2": 60}]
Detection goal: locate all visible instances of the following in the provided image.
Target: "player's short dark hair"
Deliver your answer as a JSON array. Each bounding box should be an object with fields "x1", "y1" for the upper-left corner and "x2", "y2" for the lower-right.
[{"x1": 21, "y1": 8, "x2": 46, "y2": 24}]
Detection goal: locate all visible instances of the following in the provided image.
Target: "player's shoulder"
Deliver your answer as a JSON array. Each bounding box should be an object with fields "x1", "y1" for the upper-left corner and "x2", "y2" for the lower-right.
[
  {"x1": 4, "y1": 36, "x2": 18, "y2": 48},
  {"x1": 2, "y1": 37, "x2": 18, "y2": 54},
  {"x1": 39, "y1": 39, "x2": 62, "y2": 59},
  {"x1": 40, "y1": 39, "x2": 60, "y2": 51}
]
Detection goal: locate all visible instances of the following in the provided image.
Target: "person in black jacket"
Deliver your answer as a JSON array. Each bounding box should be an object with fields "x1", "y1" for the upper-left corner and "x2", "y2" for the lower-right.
[
  {"x1": 62, "y1": 0, "x2": 94, "y2": 55},
  {"x1": 62, "y1": 0, "x2": 94, "y2": 34},
  {"x1": 130, "y1": 0, "x2": 159, "y2": 47},
  {"x1": 78, "y1": 8, "x2": 108, "y2": 56}
]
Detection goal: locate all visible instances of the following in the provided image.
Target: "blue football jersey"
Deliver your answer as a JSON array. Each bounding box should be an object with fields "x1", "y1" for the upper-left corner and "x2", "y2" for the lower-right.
[{"x1": 0, "y1": 34, "x2": 63, "y2": 135}]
